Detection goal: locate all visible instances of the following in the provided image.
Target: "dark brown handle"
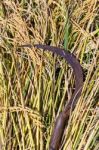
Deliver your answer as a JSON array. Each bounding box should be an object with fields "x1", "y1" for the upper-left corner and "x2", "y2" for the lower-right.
[{"x1": 49, "y1": 112, "x2": 69, "y2": 150}]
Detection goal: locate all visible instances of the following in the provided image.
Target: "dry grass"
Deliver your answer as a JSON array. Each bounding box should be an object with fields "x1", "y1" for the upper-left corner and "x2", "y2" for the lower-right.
[{"x1": 0, "y1": 0, "x2": 99, "y2": 150}]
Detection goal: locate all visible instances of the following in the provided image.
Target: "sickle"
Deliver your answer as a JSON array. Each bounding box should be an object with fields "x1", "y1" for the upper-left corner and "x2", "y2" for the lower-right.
[{"x1": 19, "y1": 44, "x2": 83, "y2": 150}]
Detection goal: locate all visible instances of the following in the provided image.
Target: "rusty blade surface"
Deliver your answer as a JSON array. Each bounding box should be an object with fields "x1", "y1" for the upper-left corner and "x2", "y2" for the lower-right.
[{"x1": 20, "y1": 44, "x2": 83, "y2": 150}]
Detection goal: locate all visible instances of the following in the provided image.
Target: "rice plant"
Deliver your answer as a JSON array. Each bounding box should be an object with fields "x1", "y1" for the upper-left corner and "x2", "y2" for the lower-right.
[{"x1": 0, "y1": 0, "x2": 98, "y2": 150}]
